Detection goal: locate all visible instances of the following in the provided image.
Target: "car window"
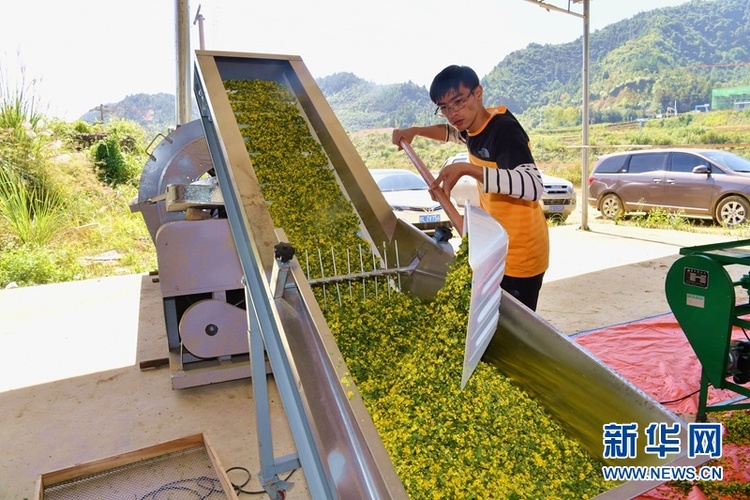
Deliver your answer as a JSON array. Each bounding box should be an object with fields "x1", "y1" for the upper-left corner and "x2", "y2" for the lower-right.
[
  {"x1": 702, "y1": 150, "x2": 750, "y2": 173},
  {"x1": 376, "y1": 173, "x2": 427, "y2": 192},
  {"x1": 670, "y1": 153, "x2": 708, "y2": 173},
  {"x1": 594, "y1": 155, "x2": 627, "y2": 174},
  {"x1": 627, "y1": 153, "x2": 668, "y2": 174}
]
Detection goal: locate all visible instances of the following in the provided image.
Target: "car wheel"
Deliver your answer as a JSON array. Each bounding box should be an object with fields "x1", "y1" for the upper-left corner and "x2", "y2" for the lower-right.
[
  {"x1": 545, "y1": 213, "x2": 568, "y2": 225},
  {"x1": 599, "y1": 193, "x2": 624, "y2": 220},
  {"x1": 715, "y1": 195, "x2": 750, "y2": 226}
]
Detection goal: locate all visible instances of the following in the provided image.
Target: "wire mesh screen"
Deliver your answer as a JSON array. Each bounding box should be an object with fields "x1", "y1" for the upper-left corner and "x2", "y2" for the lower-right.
[{"x1": 43, "y1": 445, "x2": 232, "y2": 500}]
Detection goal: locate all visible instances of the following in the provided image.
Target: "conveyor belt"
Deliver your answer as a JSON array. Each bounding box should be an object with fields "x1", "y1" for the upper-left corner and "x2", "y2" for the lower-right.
[{"x1": 193, "y1": 50, "x2": 707, "y2": 499}]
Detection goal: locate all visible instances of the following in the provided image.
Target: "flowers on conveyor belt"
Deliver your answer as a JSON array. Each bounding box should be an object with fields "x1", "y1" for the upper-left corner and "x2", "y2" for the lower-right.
[{"x1": 224, "y1": 78, "x2": 613, "y2": 499}]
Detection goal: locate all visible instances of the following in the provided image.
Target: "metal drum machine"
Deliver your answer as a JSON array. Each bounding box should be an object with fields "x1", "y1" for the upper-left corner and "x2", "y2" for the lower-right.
[{"x1": 131, "y1": 120, "x2": 254, "y2": 388}]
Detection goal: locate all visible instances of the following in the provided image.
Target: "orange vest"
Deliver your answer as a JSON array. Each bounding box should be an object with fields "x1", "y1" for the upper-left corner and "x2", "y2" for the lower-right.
[{"x1": 466, "y1": 110, "x2": 549, "y2": 278}]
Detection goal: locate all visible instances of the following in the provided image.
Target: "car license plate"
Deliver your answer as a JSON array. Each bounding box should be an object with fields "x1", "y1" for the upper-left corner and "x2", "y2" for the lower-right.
[
  {"x1": 419, "y1": 214, "x2": 441, "y2": 223},
  {"x1": 548, "y1": 205, "x2": 564, "y2": 212}
]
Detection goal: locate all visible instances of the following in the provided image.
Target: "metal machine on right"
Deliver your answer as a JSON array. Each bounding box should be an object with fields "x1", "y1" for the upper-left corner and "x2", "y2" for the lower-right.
[{"x1": 666, "y1": 239, "x2": 750, "y2": 422}]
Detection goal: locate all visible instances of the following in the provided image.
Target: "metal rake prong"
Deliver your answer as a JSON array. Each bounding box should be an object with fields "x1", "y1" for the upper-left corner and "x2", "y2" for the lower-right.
[
  {"x1": 331, "y1": 246, "x2": 342, "y2": 306},
  {"x1": 317, "y1": 248, "x2": 327, "y2": 310}
]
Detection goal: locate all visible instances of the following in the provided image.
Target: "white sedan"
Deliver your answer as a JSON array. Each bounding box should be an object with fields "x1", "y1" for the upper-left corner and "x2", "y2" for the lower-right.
[{"x1": 369, "y1": 169, "x2": 457, "y2": 235}]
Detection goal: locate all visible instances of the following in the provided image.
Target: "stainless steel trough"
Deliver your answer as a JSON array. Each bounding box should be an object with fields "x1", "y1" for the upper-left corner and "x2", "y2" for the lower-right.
[{"x1": 192, "y1": 49, "x2": 706, "y2": 499}]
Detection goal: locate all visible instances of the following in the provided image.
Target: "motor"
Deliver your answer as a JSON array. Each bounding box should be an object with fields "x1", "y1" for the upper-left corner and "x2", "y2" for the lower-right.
[
  {"x1": 433, "y1": 225, "x2": 452, "y2": 244},
  {"x1": 727, "y1": 340, "x2": 750, "y2": 384}
]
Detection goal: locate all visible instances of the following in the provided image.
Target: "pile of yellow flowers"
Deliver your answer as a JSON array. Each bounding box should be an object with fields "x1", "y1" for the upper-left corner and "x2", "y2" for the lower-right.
[
  {"x1": 225, "y1": 79, "x2": 613, "y2": 498},
  {"x1": 228, "y1": 80, "x2": 371, "y2": 281}
]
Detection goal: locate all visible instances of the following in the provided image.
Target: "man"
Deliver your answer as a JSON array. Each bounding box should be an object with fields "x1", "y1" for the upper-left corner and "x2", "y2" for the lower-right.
[{"x1": 392, "y1": 65, "x2": 549, "y2": 311}]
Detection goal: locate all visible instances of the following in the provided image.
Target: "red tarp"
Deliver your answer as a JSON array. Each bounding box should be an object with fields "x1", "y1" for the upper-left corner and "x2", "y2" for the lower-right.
[{"x1": 574, "y1": 313, "x2": 749, "y2": 499}]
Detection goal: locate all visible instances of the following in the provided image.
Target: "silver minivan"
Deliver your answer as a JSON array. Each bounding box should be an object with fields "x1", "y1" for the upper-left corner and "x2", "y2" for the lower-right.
[{"x1": 587, "y1": 148, "x2": 750, "y2": 226}]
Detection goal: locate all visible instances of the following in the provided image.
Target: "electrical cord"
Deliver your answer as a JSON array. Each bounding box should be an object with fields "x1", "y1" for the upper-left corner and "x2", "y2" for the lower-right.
[
  {"x1": 226, "y1": 466, "x2": 298, "y2": 496},
  {"x1": 226, "y1": 466, "x2": 253, "y2": 493},
  {"x1": 659, "y1": 389, "x2": 700, "y2": 405},
  {"x1": 140, "y1": 476, "x2": 226, "y2": 499}
]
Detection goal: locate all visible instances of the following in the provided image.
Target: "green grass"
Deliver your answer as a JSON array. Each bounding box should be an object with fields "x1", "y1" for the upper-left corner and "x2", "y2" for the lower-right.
[
  {"x1": 0, "y1": 71, "x2": 156, "y2": 288},
  {"x1": 0, "y1": 166, "x2": 69, "y2": 247},
  {"x1": 627, "y1": 207, "x2": 694, "y2": 231},
  {"x1": 0, "y1": 153, "x2": 157, "y2": 288}
]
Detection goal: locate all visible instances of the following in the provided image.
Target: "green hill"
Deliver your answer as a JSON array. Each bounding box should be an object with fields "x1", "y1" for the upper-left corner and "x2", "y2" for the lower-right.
[
  {"x1": 86, "y1": 0, "x2": 749, "y2": 132},
  {"x1": 484, "y1": 0, "x2": 750, "y2": 124}
]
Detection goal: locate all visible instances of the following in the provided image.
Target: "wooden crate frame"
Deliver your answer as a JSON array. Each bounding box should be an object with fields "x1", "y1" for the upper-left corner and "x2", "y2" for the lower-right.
[{"x1": 35, "y1": 433, "x2": 239, "y2": 499}]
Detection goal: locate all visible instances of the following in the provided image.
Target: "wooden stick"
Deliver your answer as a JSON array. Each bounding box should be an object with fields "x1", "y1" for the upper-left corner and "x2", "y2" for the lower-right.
[{"x1": 398, "y1": 139, "x2": 464, "y2": 235}]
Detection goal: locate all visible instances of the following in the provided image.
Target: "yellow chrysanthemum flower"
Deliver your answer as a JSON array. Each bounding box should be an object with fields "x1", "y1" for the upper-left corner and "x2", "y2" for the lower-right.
[{"x1": 224, "y1": 79, "x2": 614, "y2": 499}]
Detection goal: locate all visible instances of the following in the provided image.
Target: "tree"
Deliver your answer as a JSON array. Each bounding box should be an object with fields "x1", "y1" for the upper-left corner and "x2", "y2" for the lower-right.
[{"x1": 652, "y1": 69, "x2": 713, "y2": 113}]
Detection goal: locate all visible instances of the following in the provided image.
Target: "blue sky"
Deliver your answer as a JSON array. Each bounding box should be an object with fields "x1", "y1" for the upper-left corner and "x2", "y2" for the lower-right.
[{"x1": 0, "y1": 0, "x2": 690, "y2": 121}]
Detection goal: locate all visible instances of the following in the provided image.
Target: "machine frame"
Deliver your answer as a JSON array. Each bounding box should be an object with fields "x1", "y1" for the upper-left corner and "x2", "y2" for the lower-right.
[{"x1": 666, "y1": 239, "x2": 750, "y2": 422}]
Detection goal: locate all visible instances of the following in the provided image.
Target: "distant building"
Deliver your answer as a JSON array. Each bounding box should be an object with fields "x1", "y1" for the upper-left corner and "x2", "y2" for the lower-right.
[{"x1": 711, "y1": 86, "x2": 750, "y2": 110}]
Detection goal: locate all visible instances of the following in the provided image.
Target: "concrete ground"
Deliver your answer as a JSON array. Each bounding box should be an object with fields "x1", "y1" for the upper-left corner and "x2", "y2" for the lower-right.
[
  {"x1": 540, "y1": 222, "x2": 748, "y2": 332},
  {"x1": 0, "y1": 220, "x2": 742, "y2": 499}
]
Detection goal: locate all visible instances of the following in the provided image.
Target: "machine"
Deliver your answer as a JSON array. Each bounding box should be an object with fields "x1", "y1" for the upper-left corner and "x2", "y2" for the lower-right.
[
  {"x1": 131, "y1": 120, "x2": 255, "y2": 389},
  {"x1": 131, "y1": 49, "x2": 708, "y2": 499},
  {"x1": 666, "y1": 239, "x2": 750, "y2": 421}
]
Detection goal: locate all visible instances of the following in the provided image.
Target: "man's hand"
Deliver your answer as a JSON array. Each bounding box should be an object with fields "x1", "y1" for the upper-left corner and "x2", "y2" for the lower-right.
[
  {"x1": 391, "y1": 128, "x2": 418, "y2": 150},
  {"x1": 432, "y1": 162, "x2": 483, "y2": 200}
]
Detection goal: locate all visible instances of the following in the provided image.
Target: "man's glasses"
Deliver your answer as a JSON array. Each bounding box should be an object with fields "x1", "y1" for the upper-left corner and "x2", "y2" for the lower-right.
[{"x1": 434, "y1": 87, "x2": 477, "y2": 117}]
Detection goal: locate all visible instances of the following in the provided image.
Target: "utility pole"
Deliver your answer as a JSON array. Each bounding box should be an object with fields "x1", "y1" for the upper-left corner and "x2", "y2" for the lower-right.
[
  {"x1": 175, "y1": 0, "x2": 191, "y2": 126},
  {"x1": 93, "y1": 104, "x2": 110, "y2": 123},
  {"x1": 193, "y1": 4, "x2": 206, "y2": 50},
  {"x1": 523, "y1": 0, "x2": 590, "y2": 230}
]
